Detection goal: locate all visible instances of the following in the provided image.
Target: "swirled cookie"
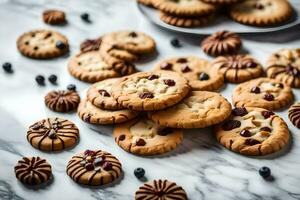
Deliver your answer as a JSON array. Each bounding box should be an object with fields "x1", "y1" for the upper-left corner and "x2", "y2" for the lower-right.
[
  {"x1": 66, "y1": 149, "x2": 122, "y2": 186},
  {"x1": 27, "y1": 118, "x2": 79, "y2": 151},
  {"x1": 15, "y1": 157, "x2": 52, "y2": 185},
  {"x1": 44, "y1": 89, "x2": 80, "y2": 112},
  {"x1": 289, "y1": 102, "x2": 300, "y2": 129},
  {"x1": 43, "y1": 10, "x2": 66, "y2": 25}
]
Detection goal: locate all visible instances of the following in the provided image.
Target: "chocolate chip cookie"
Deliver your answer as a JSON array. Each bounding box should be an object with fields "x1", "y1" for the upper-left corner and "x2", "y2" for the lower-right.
[{"x1": 44, "y1": 90, "x2": 80, "y2": 112}]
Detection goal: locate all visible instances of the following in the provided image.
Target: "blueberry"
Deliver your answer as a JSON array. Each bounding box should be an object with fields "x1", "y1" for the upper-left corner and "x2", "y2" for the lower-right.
[
  {"x1": 134, "y1": 168, "x2": 145, "y2": 179},
  {"x1": 259, "y1": 166, "x2": 271, "y2": 178},
  {"x1": 48, "y1": 74, "x2": 57, "y2": 84},
  {"x1": 67, "y1": 84, "x2": 76, "y2": 91},
  {"x1": 170, "y1": 38, "x2": 181, "y2": 48},
  {"x1": 56, "y1": 41, "x2": 66, "y2": 49},
  {"x1": 81, "y1": 13, "x2": 90, "y2": 22},
  {"x1": 35, "y1": 75, "x2": 45, "y2": 86},
  {"x1": 2, "y1": 62, "x2": 13, "y2": 73}
]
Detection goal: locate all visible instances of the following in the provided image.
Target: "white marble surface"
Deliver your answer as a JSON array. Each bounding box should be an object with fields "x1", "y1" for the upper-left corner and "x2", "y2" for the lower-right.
[{"x1": 0, "y1": 0, "x2": 300, "y2": 200}]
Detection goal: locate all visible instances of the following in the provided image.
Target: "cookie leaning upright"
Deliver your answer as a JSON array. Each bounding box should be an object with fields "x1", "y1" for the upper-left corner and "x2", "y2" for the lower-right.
[
  {"x1": 112, "y1": 70, "x2": 190, "y2": 111},
  {"x1": 17, "y1": 29, "x2": 69, "y2": 59}
]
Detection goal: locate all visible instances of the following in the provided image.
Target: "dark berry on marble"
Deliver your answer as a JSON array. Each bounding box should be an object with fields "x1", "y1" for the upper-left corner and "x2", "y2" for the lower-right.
[
  {"x1": 48, "y1": 74, "x2": 57, "y2": 84},
  {"x1": 240, "y1": 129, "x2": 251, "y2": 137},
  {"x1": 259, "y1": 166, "x2": 271, "y2": 178},
  {"x1": 85, "y1": 163, "x2": 94, "y2": 171},
  {"x1": 222, "y1": 120, "x2": 241, "y2": 131},
  {"x1": 56, "y1": 41, "x2": 66, "y2": 49},
  {"x1": 262, "y1": 111, "x2": 274, "y2": 119},
  {"x1": 170, "y1": 38, "x2": 181, "y2": 48},
  {"x1": 67, "y1": 84, "x2": 76, "y2": 91},
  {"x1": 2, "y1": 62, "x2": 13, "y2": 73},
  {"x1": 164, "y1": 79, "x2": 175, "y2": 86},
  {"x1": 98, "y1": 89, "x2": 110, "y2": 97},
  {"x1": 118, "y1": 134, "x2": 126, "y2": 141},
  {"x1": 176, "y1": 58, "x2": 187, "y2": 63},
  {"x1": 102, "y1": 161, "x2": 112, "y2": 170},
  {"x1": 160, "y1": 62, "x2": 172, "y2": 70},
  {"x1": 181, "y1": 65, "x2": 191, "y2": 73},
  {"x1": 245, "y1": 138, "x2": 261, "y2": 146},
  {"x1": 232, "y1": 107, "x2": 248, "y2": 116},
  {"x1": 263, "y1": 93, "x2": 274, "y2": 101},
  {"x1": 148, "y1": 74, "x2": 159, "y2": 80},
  {"x1": 134, "y1": 167, "x2": 145, "y2": 179},
  {"x1": 260, "y1": 127, "x2": 272, "y2": 132},
  {"x1": 81, "y1": 13, "x2": 90, "y2": 22},
  {"x1": 251, "y1": 86, "x2": 261, "y2": 94},
  {"x1": 139, "y1": 92, "x2": 154, "y2": 99},
  {"x1": 199, "y1": 72, "x2": 209, "y2": 81},
  {"x1": 136, "y1": 138, "x2": 146, "y2": 146},
  {"x1": 35, "y1": 75, "x2": 45, "y2": 86}
]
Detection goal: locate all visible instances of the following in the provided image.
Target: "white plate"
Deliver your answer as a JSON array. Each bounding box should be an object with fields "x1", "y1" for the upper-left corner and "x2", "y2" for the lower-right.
[{"x1": 137, "y1": 0, "x2": 300, "y2": 34}]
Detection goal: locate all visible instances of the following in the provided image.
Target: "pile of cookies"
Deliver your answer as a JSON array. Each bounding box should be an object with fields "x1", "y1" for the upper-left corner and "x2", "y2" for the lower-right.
[{"x1": 138, "y1": 0, "x2": 293, "y2": 27}]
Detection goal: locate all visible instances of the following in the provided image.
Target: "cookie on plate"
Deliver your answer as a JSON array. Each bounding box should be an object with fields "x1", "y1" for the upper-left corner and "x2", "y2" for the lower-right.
[
  {"x1": 66, "y1": 149, "x2": 122, "y2": 186},
  {"x1": 135, "y1": 179, "x2": 187, "y2": 200},
  {"x1": 45, "y1": 90, "x2": 80, "y2": 112},
  {"x1": 153, "y1": 56, "x2": 224, "y2": 91},
  {"x1": 288, "y1": 102, "x2": 300, "y2": 129},
  {"x1": 15, "y1": 157, "x2": 52, "y2": 185},
  {"x1": 113, "y1": 117, "x2": 183, "y2": 156},
  {"x1": 148, "y1": 91, "x2": 231, "y2": 128},
  {"x1": 77, "y1": 98, "x2": 139, "y2": 124},
  {"x1": 17, "y1": 30, "x2": 69, "y2": 59},
  {"x1": 232, "y1": 78, "x2": 293, "y2": 110},
  {"x1": 266, "y1": 48, "x2": 300, "y2": 88},
  {"x1": 201, "y1": 30, "x2": 242, "y2": 56},
  {"x1": 202, "y1": 0, "x2": 241, "y2": 5},
  {"x1": 80, "y1": 37, "x2": 102, "y2": 52},
  {"x1": 211, "y1": 54, "x2": 263, "y2": 83},
  {"x1": 229, "y1": 0, "x2": 293, "y2": 26},
  {"x1": 112, "y1": 70, "x2": 190, "y2": 111},
  {"x1": 87, "y1": 78, "x2": 123, "y2": 110},
  {"x1": 27, "y1": 118, "x2": 79, "y2": 151},
  {"x1": 215, "y1": 107, "x2": 290, "y2": 156},
  {"x1": 43, "y1": 9, "x2": 66, "y2": 25}
]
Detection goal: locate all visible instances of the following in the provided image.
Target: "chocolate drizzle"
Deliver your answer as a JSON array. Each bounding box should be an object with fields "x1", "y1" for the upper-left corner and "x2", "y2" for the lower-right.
[{"x1": 289, "y1": 102, "x2": 300, "y2": 128}]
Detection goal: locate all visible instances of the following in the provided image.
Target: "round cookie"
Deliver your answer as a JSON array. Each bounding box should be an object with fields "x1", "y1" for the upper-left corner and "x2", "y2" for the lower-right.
[
  {"x1": 66, "y1": 149, "x2": 122, "y2": 186},
  {"x1": 202, "y1": 0, "x2": 241, "y2": 5},
  {"x1": 80, "y1": 37, "x2": 102, "y2": 52},
  {"x1": 215, "y1": 107, "x2": 290, "y2": 156},
  {"x1": 153, "y1": 56, "x2": 224, "y2": 91},
  {"x1": 15, "y1": 157, "x2": 52, "y2": 185},
  {"x1": 159, "y1": 11, "x2": 212, "y2": 27},
  {"x1": 77, "y1": 98, "x2": 139, "y2": 124},
  {"x1": 266, "y1": 48, "x2": 300, "y2": 88},
  {"x1": 27, "y1": 118, "x2": 79, "y2": 151},
  {"x1": 201, "y1": 30, "x2": 242, "y2": 56},
  {"x1": 17, "y1": 29, "x2": 69, "y2": 59},
  {"x1": 229, "y1": 0, "x2": 293, "y2": 26},
  {"x1": 112, "y1": 70, "x2": 190, "y2": 111},
  {"x1": 105, "y1": 45, "x2": 139, "y2": 62},
  {"x1": 148, "y1": 91, "x2": 232, "y2": 128},
  {"x1": 232, "y1": 78, "x2": 294, "y2": 110},
  {"x1": 43, "y1": 9, "x2": 66, "y2": 25},
  {"x1": 135, "y1": 179, "x2": 187, "y2": 200},
  {"x1": 211, "y1": 54, "x2": 263, "y2": 83},
  {"x1": 102, "y1": 31, "x2": 156, "y2": 54},
  {"x1": 288, "y1": 102, "x2": 300, "y2": 129},
  {"x1": 87, "y1": 78, "x2": 123, "y2": 110},
  {"x1": 153, "y1": 0, "x2": 216, "y2": 17},
  {"x1": 113, "y1": 117, "x2": 183, "y2": 156},
  {"x1": 44, "y1": 90, "x2": 80, "y2": 112}
]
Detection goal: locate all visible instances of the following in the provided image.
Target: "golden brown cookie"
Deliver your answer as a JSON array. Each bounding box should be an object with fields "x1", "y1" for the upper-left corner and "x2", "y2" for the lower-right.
[
  {"x1": 77, "y1": 98, "x2": 139, "y2": 124},
  {"x1": 229, "y1": 0, "x2": 293, "y2": 26},
  {"x1": 27, "y1": 118, "x2": 79, "y2": 151},
  {"x1": 210, "y1": 54, "x2": 263, "y2": 83},
  {"x1": 44, "y1": 90, "x2": 80, "y2": 112},
  {"x1": 266, "y1": 49, "x2": 300, "y2": 88},
  {"x1": 15, "y1": 157, "x2": 52, "y2": 186},
  {"x1": 288, "y1": 102, "x2": 300, "y2": 129},
  {"x1": 17, "y1": 30, "x2": 69, "y2": 59},
  {"x1": 135, "y1": 179, "x2": 187, "y2": 200},
  {"x1": 113, "y1": 117, "x2": 183, "y2": 156},
  {"x1": 42, "y1": 9, "x2": 66, "y2": 25},
  {"x1": 202, "y1": 0, "x2": 241, "y2": 5},
  {"x1": 153, "y1": 56, "x2": 224, "y2": 91},
  {"x1": 112, "y1": 70, "x2": 190, "y2": 111},
  {"x1": 148, "y1": 91, "x2": 232, "y2": 128},
  {"x1": 232, "y1": 78, "x2": 294, "y2": 110},
  {"x1": 80, "y1": 37, "x2": 102, "y2": 52},
  {"x1": 215, "y1": 107, "x2": 290, "y2": 156},
  {"x1": 87, "y1": 78, "x2": 123, "y2": 110},
  {"x1": 66, "y1": 149, "x2": 122, "y2": 186}
]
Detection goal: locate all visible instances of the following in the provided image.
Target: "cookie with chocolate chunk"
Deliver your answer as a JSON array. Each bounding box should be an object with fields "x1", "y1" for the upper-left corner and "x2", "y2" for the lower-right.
[
  {"x1": 215, "y1": 107, "x2": 290, "y2": 156},
  {"x1": 45, "y1": 89, "x2": 80, "y2": 112},
  {"x1": 113, "y1": 117, "x2": 183, "y2": 156}
]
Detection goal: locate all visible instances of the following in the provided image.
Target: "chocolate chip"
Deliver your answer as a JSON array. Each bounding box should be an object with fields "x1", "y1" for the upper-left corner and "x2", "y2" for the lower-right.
[
  {"x1": 260, "y1": 127, "x2": 272, "y2": 132},
  {"x1": 160, "y1": 62, "x2": 172, "y2": 70},
  {"x1": 181, "y1": 65, "x2": 191, "y2": 73},
  {"x1": 274, "y1": 83, "x2": 284, "y2": 88},
  {"x1": 48, "y1": 129, "x2": 57, "y2": 139},
  {"x1": 164, "y1": 79, "x2": 175, "y2": 86},
  {"x1": 118, "y1": 134, "x2": 126, "y2": 141},
  {"x1": 247, "y1": 62, "x2": 257, "y2": 68},
  {"x1": 84, "y1": 150, "x2": 96, "y2": 156},
  {"x1": 251, "y1": 86, "x2": 261, "y2": 94},
  {"x1": 261, "y1": 111, "x2": 274, "y2": 119},
  {"x1": 102, "y1": 161, "x2": 112, "y2": 170},
  {"x1": 136, "y1": 138, "x2": 146, "y2": 146},
  {"x1": 128, "y1": 32, "x2": 138, "y2": 37},
  {"x1": 263, "y1": 93, "x2": 274, "y2": 101},
  {"x1": 199, "y1": 72, "x2": 209, "y2": 81},
  {"x1": 148, "y1": 74, "x2": 159, "y2": 80},
  {"x1": 85, "y1": 163, "x2": 94, "y2": 171},
  {"x1": 232, "y1": 107, "x2": 248, "y2": 116},
  {"x1": 56, "y1": 41, "x2": 66, "y2": 49},
  {"x1": 240, "y1": 129, "x2": 251, "y2": 137},
  {"x1": 254, "y1": 3, "x2": 264, "y2": 9},
  {"x1": 139, "y1": 92, "x2": 154, "y2": 99},
  {"x1": 177, "y1": 58, "x2": 187, "y2": 63},
  {"x1": 98, "y1": 89, "x2": 110, "y2": 97},
  {"x1": 158, "y1": 127, "x2": 173, "y2": 136},
  {"x1": 222, "y1": 120, "x2": 241, "y2": 131},
  {"x1": 245, "y1": 138, "x2": 261, "y2": 146}
]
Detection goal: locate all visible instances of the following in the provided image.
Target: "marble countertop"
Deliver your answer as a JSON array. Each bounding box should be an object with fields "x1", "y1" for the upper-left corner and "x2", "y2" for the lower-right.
[{"x1": 0, "y1": 0, "x2": 300, "y2": 200}]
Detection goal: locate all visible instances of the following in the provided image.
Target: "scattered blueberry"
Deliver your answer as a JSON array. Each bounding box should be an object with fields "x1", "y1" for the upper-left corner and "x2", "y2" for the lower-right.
[
  {"x1": 81, "y1": 13, "x2": 90, "y2": 23},
  {"x1": 56, "y1": 41, "x2": 66, "y2": 49},
  {"x1": 67, "y1": 84, "x2": 76, "y2": 91},
  {"x1": 170, "y1": 38, "x2": 181, "y2": 48},
  {"x1": 134, "y1": 168, "x2": 145, "y2": 179},
  {"x1": 2, "y1": 62, "x2": 13, "y2": 73},
  {"x1": 35, "y1": 75, "x2": 45, "y2": 86},
  {"x1": 259, "y1": 166, "x2": 271, "y2": 178},
  {"x1": 48, "y1": 74, "x2": 57, "y2": 84}
]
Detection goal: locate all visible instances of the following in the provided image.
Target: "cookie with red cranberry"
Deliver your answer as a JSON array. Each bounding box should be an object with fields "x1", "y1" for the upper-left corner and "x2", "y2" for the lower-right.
[
  {"x1": 288, "y1": 102, "x2": 300, "y2": 129},
  {"x1": 202, "y1": 0, "x2": 241, "y2": 5},
  {"x1": 43, "y1": 9, "x2": 66, "y2": 25},
  {"x1": 232, "y1": 78, "x2": 293, "y2": 110},
  {"x1": 210, "y1": 54, "x2": 263, "y2": 83},
  {"x1": 77, "y1": 98, "x2": 139, "y2": 124},
  {"x1": 66, "y1": 149, "x2": 122, "y2": 186},
  {"x1": 112, "y1": 70, "x2": 190, "y2": 111},
  {"x1": 113, "y1": 117, "x2": 183, "y2": 156},
  {"x1": 153, "y1": 56, "x2": 224, "y2": 91},
  {"x1": 17, "y1": 30, "x2": 69, "y2": 59},
  {"x1": 229, "y1": 0, "x2": 292, "y2": 26},
  {"x1": 266, "y1": 49, "x2": 300, "y2": 88},
  {"x1": 87, "y1": 78, "x2": 123, "y2": 110},
  {"x1": 148, "y1": 91, "x2": 231, "y2": 128},
  {"x1": 215, "y1": 107, "x2": 290, "y2": 156}
]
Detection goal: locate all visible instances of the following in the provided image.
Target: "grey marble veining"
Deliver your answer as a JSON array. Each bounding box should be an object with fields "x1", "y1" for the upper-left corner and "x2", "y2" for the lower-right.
[{"x1": 0, "y1": 0, "x2": 300, "y2": 200}]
